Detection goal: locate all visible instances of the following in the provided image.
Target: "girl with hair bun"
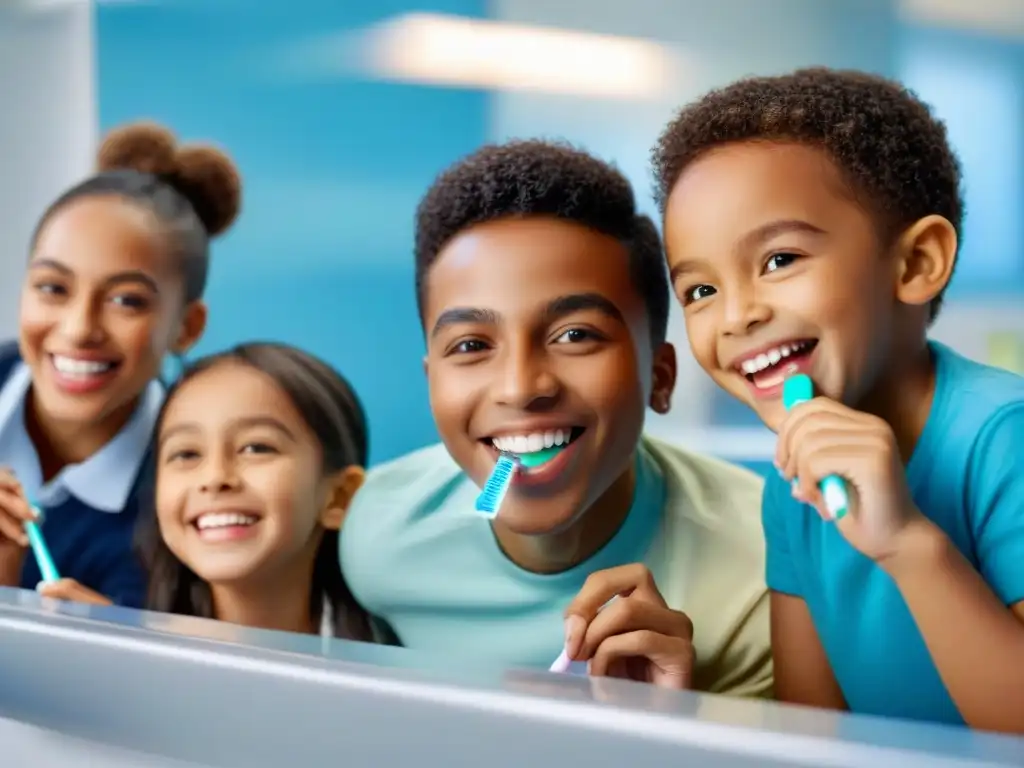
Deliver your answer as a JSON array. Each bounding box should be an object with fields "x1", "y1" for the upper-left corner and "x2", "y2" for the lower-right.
[{"x1": 0, "y1": 120, "x2": 242, "y2": 608}]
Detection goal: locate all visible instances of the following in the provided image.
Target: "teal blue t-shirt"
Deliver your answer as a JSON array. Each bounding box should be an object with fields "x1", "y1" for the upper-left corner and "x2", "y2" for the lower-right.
[{"x1": 764, "y1": 342, "x2": 1024, "y2": 725}]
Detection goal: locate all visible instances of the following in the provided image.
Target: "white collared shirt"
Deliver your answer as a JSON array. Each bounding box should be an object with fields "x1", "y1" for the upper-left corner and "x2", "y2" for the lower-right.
[{"x1": 0, "y1": 362, "x2": 163, "y2": 513}]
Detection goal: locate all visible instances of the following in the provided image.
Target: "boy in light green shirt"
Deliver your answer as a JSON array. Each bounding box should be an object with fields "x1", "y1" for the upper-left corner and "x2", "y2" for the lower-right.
[{"x1": 342, "y1": 140, "x2": 771, "y2": 694}]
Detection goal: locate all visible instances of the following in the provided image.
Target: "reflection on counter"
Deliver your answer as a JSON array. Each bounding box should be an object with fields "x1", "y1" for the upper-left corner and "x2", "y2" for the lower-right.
[{"x1": 1, "y1": 588, "x2": 1023, "y2": 767}]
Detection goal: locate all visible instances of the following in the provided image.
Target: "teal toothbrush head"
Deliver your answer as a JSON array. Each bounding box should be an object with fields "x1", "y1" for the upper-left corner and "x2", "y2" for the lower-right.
[
  {"x1": 475, "y1": 453, "x2": 518, "y2": 518},
  {"x1": 781, "y1": 374, "x2": 850, "y2": 521}
]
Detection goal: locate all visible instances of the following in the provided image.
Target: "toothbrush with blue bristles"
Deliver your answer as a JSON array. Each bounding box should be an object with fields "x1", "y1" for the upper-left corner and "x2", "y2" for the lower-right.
[
  {"x1": 475, "y1": 452, "x2": 519, "y2": 517},
  {"x1": 782, "y1": 374, "x2": 850, "y2": 521},
  {"x1": 475, "y1": 442, "x2": 570, "y2": 517}
]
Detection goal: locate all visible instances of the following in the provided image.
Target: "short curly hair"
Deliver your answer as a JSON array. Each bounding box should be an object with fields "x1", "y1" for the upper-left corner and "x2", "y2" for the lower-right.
[
  {"x1": 415, "y1": 140, "x2": 669, "y2": 346},
  {"x1": 651, "y1": 67, "x2": 963, "y2": 320}
]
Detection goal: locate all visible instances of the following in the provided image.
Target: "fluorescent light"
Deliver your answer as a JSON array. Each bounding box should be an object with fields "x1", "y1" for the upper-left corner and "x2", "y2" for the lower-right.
[
  {"x1": 900, "y1": 0, "x2": 1024, "y2": 38},
  {"x1": 354, "y1": 13, "x2": 682, "y2": 100}
]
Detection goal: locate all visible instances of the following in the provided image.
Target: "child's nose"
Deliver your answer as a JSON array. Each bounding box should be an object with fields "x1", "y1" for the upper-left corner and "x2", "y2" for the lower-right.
[{"x1": 494, "y1": 346, "x2": 560, "y2": 410}]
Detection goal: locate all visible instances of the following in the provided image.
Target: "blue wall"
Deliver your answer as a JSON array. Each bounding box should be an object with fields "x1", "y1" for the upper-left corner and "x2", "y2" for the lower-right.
[
  {"x1": 899, "y1": 24, "x2": 1024, "y2": 297},
  {"x1": 97, "y1": 1, "x2": 489, "y2": 465},
  {"x1": 99, "y1": 5, "x2": 1024, "y2": 457}
]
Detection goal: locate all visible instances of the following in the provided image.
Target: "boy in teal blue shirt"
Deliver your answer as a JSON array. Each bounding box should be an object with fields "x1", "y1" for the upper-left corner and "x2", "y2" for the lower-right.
[{"x1": 653, "y1": 67, "x2": 1024, "y2": 732}]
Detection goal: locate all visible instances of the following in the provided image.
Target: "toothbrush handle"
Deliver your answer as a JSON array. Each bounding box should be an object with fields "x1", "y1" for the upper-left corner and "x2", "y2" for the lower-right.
[
  {"x1": 24, "y1": 520, "x2": 60, "y2": 583},
  {"x1": 790, "y1": 473, "x2": 850, "y2": 520},
  {"x1": 819, "y1": 475, "x2": 849, "y2": 520}
]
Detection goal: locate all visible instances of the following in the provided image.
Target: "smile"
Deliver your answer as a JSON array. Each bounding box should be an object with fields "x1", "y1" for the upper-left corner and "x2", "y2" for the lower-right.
[
  {"x1": 191, "y1": 511, "x2": 264, "y2": 543},
  {"x1": 734, "y1": 339, "x2": 818, "y2": 390},
  {"x1": 194, "y1": 512, "x2": 260, "y2": 530},
  {"x1": 50, "y1": 354, "x2": 119, "y2": 377},
  {"x1": 483, "y1": 427, "x2": 585, "y2": 469},
  {"x1": 47, "y1": 353, "x2": 122, "y2": 396}
]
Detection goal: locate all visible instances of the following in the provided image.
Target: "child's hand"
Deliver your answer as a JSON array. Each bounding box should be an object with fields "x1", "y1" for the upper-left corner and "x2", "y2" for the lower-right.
[
  {"x1": 564, "y1": 564, "x2": 694, "y2": 689},
  {"x1": 776, "y1": 396, "x2": 925, "y2": 563},
  {"x1": 0, "y1": 468, "x2": 35, "y2": 548},
  {"x1": 37, "y1": 578, "x2": 112, "y2": 606}
]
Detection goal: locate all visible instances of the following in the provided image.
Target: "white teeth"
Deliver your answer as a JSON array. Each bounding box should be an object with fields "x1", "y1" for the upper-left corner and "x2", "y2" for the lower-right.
[
  {"x1": 739, "y1": 341, "x2": 813, "y2": 375},
  {"x1": 492, "y1": 429, "x2": 573, "y2": 454},
  {"x1": 196, "y1": 512, "x2": 258, "y2": 530},
  {"x1": 52, "y1": 355, "x2": 114, "y2": 377}
]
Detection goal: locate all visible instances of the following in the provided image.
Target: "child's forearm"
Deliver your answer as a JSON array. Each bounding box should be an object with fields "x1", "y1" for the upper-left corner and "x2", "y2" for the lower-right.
[{"x1": 884, "y1": 518, "x2": 1024, "y2": 734}]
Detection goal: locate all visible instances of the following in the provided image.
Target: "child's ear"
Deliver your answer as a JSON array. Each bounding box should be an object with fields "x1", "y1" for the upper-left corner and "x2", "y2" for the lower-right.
[
  {"x1": 319, "y1": 465, "x2": 366, "y2": 531},
  {"x1": 172, "y1": 300, "x2": 208, "y2": 354},
  {"x1": 893, "y1": 215, "x2": 957, "y2": 308},
  {"x1": 648, "y1": 342, "x2": 678, "y2": 415}
]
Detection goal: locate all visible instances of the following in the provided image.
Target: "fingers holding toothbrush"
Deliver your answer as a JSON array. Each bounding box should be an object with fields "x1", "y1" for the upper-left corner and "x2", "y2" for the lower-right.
[
  {"x1": 775, "y1": 396, "x2": 924, "y2": 563},
  {"x1": 563, "y1": 564, "x2": 694, "y2": 689},
  {"x1": 0, "y1": 468, "x2": 36, "y2": 547},
  {"x1": 37, "y1": 578, "x2": 111, "y2": 606}
]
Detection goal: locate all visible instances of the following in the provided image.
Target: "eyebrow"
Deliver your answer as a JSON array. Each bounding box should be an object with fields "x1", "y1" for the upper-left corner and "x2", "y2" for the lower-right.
[
  {"x1": 159, "y1": 416, "x2": 297, "y2": 446},
  {"x1": 542, "y1": 292, "x2": 625, "y2": 325},
  {"x1": 669, "y1": 219, "x2": 827, "y2": 284},
  {"x1": 430, "y1": 292, "x2": 625, "y2": 338},
  {"x1": 430, "y1": 307, "x2": 499, "y2": 338},
  {"x1": 29, "y1": 258, "x2": 161, "y2": 294}
]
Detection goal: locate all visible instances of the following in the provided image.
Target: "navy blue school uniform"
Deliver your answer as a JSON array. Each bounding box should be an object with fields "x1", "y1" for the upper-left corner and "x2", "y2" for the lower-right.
[{"x1": 0, "y1": 342, "x2": 158, "y2": 607}]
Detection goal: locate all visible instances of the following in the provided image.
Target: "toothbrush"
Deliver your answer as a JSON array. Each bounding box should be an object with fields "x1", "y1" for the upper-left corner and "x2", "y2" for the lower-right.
[
  {"x1": 782, "y1": 374, "x2": 850, "y2": 521},
  {"x1": 475, "y1": 452, "x2": 518, "y2": 518},
  {"x1": 25, "y1": 503, "x2": 60, "y2": 583},
  {"x1": 550, "y1": 597, "x2": 618, "y2": 674}
]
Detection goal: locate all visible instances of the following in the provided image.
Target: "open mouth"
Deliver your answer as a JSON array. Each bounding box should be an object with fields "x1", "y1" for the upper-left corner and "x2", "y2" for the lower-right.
[
  {"x1": 736, "y1": 339, "x2": 818, "y2": 391},
  {"x1": 483, "y1": 427, "x2": 586, "y2": 468},
  {"x1": 50, "y1": 354, "x2": 121, "y2": 379},
  {"x1": 193, "y1": 512, "x2": 261, "y2": 532}
]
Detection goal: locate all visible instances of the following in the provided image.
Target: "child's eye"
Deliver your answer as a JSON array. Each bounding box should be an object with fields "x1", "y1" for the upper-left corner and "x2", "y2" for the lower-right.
[
  {"x1": 34, "y1": 282, "x2": 66, "y2": 297},
  {"x1": 451, "y1": 339, "x2": 489, "y2": 355},
  {"x1": 111, "y1": 293, "x2": 150, "y2": 310},
  {"x1": 240, "y1": 442, "x2": 277, "y2": 455},
  {"x1": 684, "y1": 284, "x2": 716, "y2": 305},
  {"x1": 765, "y1": 252, "x2": 800, "y2": 273},
  {"x1": 165, "y1": 448, "x2": 200, "y2": 463},
  {"x1": 553, "y1": 328, "x2": 598, "y2": 344}
]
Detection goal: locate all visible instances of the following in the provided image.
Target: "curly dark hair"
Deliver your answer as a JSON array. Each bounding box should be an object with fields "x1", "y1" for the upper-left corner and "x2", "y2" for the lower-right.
[
  {"x1": 651, "y1": 67, "x2": 963, "y2": 320},
  {"x1": 415, "y1": 140, "x2": 670, "y2": 346}
]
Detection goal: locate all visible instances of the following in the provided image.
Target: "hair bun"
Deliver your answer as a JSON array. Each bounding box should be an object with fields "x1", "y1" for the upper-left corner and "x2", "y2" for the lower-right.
[
  {"x1": 97, "y1": 120, "x2": 242, "y2": 238},
  {"x1": 171, "y1": 145, "x2": 242, "y2": 237},
  {"x1": 97, "y1": 122, "x2": 178, "y2": 177}
]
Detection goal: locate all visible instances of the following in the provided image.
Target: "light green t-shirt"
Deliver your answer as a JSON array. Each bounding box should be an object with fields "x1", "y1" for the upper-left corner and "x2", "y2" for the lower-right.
[{"x1": 340, "y1": 435, "x2": 771, "y2": 696}]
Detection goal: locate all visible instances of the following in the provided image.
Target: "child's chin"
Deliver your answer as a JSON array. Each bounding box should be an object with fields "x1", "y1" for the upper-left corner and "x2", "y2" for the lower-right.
[
  {"x1": 195, "y1": 562, "x2": 262, "y2": 586},
  {"x1": 494, "y1": 499, "x2": 584, "y2": 538},
  {"x1": 753, "y1": 401, "x2": 787, "y2": 432}
]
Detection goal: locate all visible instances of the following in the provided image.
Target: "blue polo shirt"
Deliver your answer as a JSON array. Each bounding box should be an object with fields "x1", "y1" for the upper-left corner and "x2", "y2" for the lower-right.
[
  {"x1": 764, "y1": 341, "x2": 1024, "y2": 725},
  {"x1": 0, "y1": 342, "x2": 160, "y2": 607}
]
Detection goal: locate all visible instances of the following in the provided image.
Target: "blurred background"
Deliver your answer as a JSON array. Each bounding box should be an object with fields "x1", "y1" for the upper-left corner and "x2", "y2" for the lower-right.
[{"x1": 2, "y1": 0, "x2": 1023, "y2": 476}]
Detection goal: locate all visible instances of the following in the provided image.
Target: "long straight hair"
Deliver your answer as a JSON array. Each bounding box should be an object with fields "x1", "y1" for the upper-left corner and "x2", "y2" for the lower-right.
[{"x1": 137, "y1": 342, "x2": 373, "y2": 641}]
